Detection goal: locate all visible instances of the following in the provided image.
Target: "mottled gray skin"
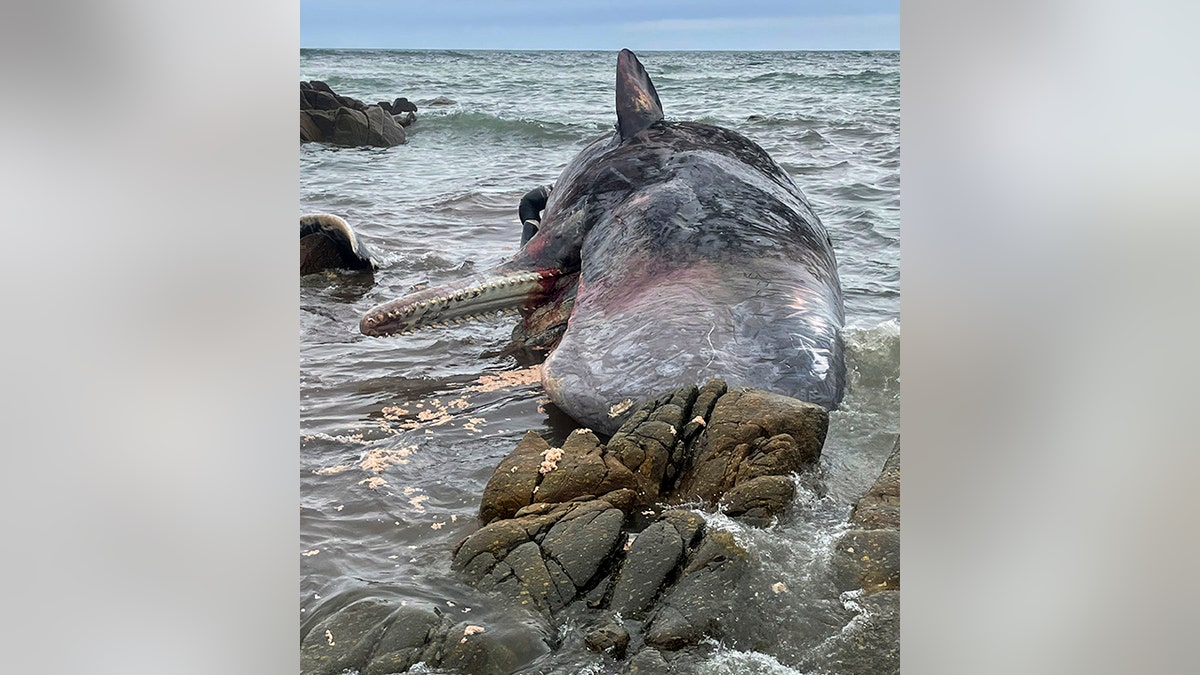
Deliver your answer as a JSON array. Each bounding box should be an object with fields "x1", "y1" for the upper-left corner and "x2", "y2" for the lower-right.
[
  {"x1": 532, "y1": 119, "x2": 844, "y2": 434},
  {"x1": 361, "y1": 50, "x2": 844, "y2": 435}
]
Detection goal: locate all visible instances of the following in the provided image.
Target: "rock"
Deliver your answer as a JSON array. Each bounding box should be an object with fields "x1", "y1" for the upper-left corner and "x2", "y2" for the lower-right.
[
  {"x1": 607, "y1": 384, "x2": 700, "y2": 501},
  {"x1": 426, "y1": 95, "x2": 456, "y2": 106},
  {"x1": 584, "y1": 615, "x2": 630, "y2": 658},
  {"x1": 330, "y1": 107, "x2": 371, "y2": 146},
  {"x1": 394, "y1": 111, "x2": 417, "y2": 127},
  {"x1": 718, "y1": 474, "x2": 796, "y2": 527},
  {"x1": 321, "y1": 106, "x2": 406, "y2": 148},
  {"x1": 392, "y1": 96, "x2": 418, "y2": 112},
  {"x1": 849, "y1": 436, "x2": 899, "y2": 530},
  {"x1": 336, "y1": 94, "x2": 367, "y2": 111},
  {"x1": 672, "y1": 387, "x2": 827, "y2": 506},
  {"x1": 832, "y1": 528, "x2": 899, "y2": 593},
  {"x1": 301, "y1": 109, "x2": 337, "y2": 141},
  {"x1": 832, "y1": 436, "x2": 900, "y2": 593},
  {"x1": 643, "y1": 530, "x2": 750, "y2": 649},
  {"x1": 304, "y1": 88, "x2": 342, "y2": 111},
  {"x1": 479, "y1": 429, "x2": 638, "y2": 523},
  {"x1": 361, "y1": 604, "x2": 442, "y2": 675},
  {"x1": 608, "y1": 519, "x2": 685, "y2": 619},
  {"x1": 301, "y1": 597, "x2": 395, "y2": 675},
  {"x1": 480, "y1": 431, "x2": 545, "y2": 523},
  {"x1": 540, "y1": 504, "x2": 626, "y2": 588},
  {"x1": 300, "y1": 82, "x2": 413, "y2": 147},
  {"x1": 364, "y1": 105, "x2": 406, "y2": 146},
  {"x1": 440, "y1": 621, "x2": 552, "y2": 675},
  {"x1": 453, "y1": 498, "x2": 628, "y2": 616},
  {"x1": 300, "y1": 111, "x2": 324, "y2": 143},
  {"x1": 624, "y1": 648, "x2": 672, "y2": 674},
  {"x1": 812, "y1": 590, "x2": 899, "y2": 675},
  {"x1": 300, "y1": 594, "x2": 551, "y2": 675}
]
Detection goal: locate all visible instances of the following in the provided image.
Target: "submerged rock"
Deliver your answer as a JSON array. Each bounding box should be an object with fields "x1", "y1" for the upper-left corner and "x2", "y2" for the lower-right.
[
  {"x1": 299, "y1": 595, "x2": 551, "y2": 675},
  {"x1": 832, "y1": 436, "x2": 900, "y2": 593},
  {"x1": 584, "y1": 614, "x2": 630, "y2": 658}
]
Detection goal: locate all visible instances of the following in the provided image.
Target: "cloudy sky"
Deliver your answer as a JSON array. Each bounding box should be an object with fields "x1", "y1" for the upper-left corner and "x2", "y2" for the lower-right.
[{"x1": 300, "y1": 0, "x2": 899, "y2": 50}]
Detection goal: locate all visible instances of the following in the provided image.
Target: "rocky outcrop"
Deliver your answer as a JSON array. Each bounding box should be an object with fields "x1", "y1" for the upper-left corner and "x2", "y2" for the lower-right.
[
  {"x1": 832, "y1": 436, "x2": 900, "y2": 593},
  {"x1": 299, "y1": 596, "x2": 552, "y2": 675},
  {"x1": 479, "y1": 379, "x2": 827, "y2": 526},
  {"x1": 303, "y1": 382, "x2": 835, "y2": 674},
  {"x1": 300, "y1": 80, "x2": 416, "y2": 147},
  {"x1": 453, "y1": 380, "x2": 828, "y2": 652}
]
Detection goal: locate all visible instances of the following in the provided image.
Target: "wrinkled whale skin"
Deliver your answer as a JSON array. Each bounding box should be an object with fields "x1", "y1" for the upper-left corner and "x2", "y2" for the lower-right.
[{"x1": 533, "y1": 119, "x2": 845, "y2": 433}]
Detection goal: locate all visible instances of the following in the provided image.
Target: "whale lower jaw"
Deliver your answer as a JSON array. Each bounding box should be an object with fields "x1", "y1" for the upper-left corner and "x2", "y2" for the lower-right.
[{"x1": 360, "y1": 269, "x2": 562, "y2": 336}]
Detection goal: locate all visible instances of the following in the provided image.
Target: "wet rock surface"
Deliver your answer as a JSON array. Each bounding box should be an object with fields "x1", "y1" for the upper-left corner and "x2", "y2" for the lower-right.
[
  {"x1": 832, "y1": 436, "x2": 900, "y2": 593},
  {"x1": 300, "y1": 80, "x2": 415, "y2": 147},
  {"x1": 299, "y1": 596, "x2": 551, "y2": 675},
  {"x1": 303, "y1": 382, "x2": 845, "y2": 674},
  {"x1": 451, "y1": 381, "x2": 828, "y2": 654}
]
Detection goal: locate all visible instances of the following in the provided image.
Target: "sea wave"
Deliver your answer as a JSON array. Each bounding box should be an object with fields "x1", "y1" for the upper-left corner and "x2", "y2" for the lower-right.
[
  {"x1": 844, "y1": 319, "x2": 900, "y2": 395},
  {"x1": 411, "y1": 110, "x2": 602, "y2": 143}
]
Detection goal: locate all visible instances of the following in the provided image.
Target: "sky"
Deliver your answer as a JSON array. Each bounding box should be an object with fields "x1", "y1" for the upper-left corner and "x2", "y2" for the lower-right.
[{"x1": 300, "y1": 0, "x2": 899, "y2": 51}]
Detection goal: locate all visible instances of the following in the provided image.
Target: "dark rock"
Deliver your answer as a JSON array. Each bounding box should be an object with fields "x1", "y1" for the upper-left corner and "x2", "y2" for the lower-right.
[
  {"x1": 453, "y1": 498, "x2": 627, "y2": 616},
  {"x1": 624, "y1": 648, "x2": 672, "y2": 674},
  {"x1": 300, "y1": 111, "x2": 323, "y2": 143},
  {"x1": 336, "y1": 94, "x2": 367, "y2": 111},
  {"x1": 672, "y1": 387, "x2": 827, "y2": 505},
  {"x1": 426, "y1": 95, "x2": 456, "y2": 106},
  {"x1": 301, "y1": 109, "x2": 337, "y2": 140},
  {"x1": 300, "y1": 597, "x2": 395, "y2": 675},
  {"x1": 479, "y1": 429, "x2": 637, "y2": 523},
  {"x1": 812, "y1": 590, "x2": 899, "y2": 675},
  {"x1": 540, "y1": 504, "x2": 626, "y2": 588},
  {"x1": 536, "y1": 429, "x2": 638, "y2": 507},
  {"x1": 299, "y1": 593, "x2": 552, "y2": 675},
  {"x1": 832, "y1": 528, "x2": 899, "y2": 593},
  {"x1": 584, "y1": 615, "x2": 630, "y2": 658},
  {"x1": 643, "y1": 530, "x2": 750, "y2": 649},
  {"x1": 392, "y1": 96, "x2": 418, "y2": 112},
  {"x1": 364, "y1": 105, "x2": 406, "y2": 146},
  {"x1": 607, "y1": 384, "x2": 698, "y2": 500},
  {"x1": 608, "y1": 519, "x2": 684, "y2": 618},
  {"x1": 330, "y1": 107, "x2": 371, "y2": 146},
  {"x1": 375, "y1": 100, "x2": 393, "y2": 114},
  {"x1": 299, "y1": 82, "x2": 409, "y2": 147},
  {"x1": 304, "y1": 89, "x2": 342, "y2": 111},
  {"x1": 361, "y1": 604, "x2": 442, "y2": 675},
  {"x1": 300, "y1": 213, "x2": 376, "y2": 275},
  {"x1": 849, "y1": 436, "x2": 899, "y2": 530},
  {"x1": 440, "y1": 621, "x2": 552, "y2": 675},
  {"x1": 394, "y1": 111, "x2": 417, "y2": 127},
  {"x1": 719, "y1": 474, "x2": 796, "y2": 526},
  {"x1": 480, "y1": 430, "x2": 545, "y2": 523},
  {"x1": 832, "y1": 436, "x2": 900, "y2": 593}
]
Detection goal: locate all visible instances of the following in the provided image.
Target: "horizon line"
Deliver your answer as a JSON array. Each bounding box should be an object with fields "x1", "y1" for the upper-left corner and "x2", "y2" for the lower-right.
[{"x1": 298, "y1": 47, "x2": 899, "y2": 52}]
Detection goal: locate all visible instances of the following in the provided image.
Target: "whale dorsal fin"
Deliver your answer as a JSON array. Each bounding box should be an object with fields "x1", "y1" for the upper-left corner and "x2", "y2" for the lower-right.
[{"x1": 616, "y1": 49, "x2": 664, "y2": 141}]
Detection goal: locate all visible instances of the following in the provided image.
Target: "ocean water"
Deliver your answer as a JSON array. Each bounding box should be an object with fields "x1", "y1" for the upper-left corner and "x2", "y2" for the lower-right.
[{"x1": 300, "y1": 49, "x2": 899, "y2": 674}]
